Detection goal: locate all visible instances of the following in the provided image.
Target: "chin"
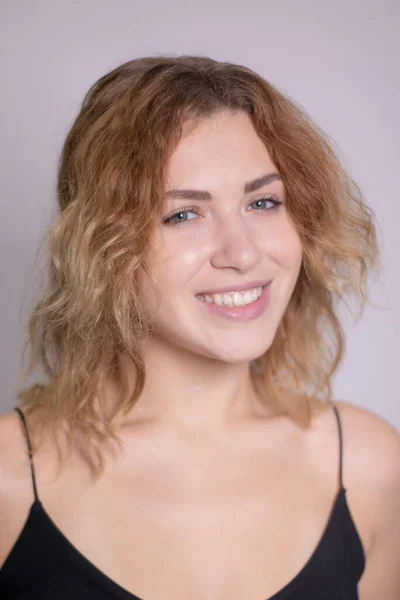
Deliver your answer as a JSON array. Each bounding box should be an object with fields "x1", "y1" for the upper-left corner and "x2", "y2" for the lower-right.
[{"x1": 206, "y1": 340, "x2": 274, "y2": 366}]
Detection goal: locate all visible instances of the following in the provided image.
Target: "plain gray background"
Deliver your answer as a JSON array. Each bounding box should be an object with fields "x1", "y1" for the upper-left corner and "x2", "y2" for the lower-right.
[{"x1": 1, "y1": 0, "x2": 399, "y2": 429}]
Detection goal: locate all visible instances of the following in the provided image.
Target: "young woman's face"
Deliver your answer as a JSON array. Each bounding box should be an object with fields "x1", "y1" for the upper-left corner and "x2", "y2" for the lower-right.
[{"x1": 140, "y1": 111, "x2": 303, "y2": 364}]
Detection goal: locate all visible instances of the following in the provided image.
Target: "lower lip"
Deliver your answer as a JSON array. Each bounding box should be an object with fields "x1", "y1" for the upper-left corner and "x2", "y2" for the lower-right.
[{"x1": 196, "y1": 283, "x2": 271, "y2": 322}]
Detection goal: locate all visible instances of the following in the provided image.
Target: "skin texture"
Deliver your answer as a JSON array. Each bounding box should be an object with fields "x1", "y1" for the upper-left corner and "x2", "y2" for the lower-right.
[{"x1": 0, "y1": 111, "x2": 399, "y2": 598}]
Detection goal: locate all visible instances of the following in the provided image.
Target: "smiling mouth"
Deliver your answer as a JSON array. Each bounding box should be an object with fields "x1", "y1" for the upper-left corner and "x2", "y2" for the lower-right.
[{"x1": 196, "y1": 283, "x2": 270, "y2": 307}]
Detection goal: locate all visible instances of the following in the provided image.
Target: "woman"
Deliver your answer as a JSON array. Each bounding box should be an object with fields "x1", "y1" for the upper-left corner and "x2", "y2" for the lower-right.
[{"x1": 0, "y1": 55, "x2": 399, "y2": 599}]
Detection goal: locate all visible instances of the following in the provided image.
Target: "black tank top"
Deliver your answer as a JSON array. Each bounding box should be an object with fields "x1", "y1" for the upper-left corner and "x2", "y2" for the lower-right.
[{"x1": 0, "y1": 404, "x2": 365, "y2": 599}]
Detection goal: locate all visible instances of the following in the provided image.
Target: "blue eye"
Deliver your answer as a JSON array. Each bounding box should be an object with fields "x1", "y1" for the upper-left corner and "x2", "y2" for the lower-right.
[
  {"x1": 162, "y1": 196, "x2": 283, "y2": 226},
  {"x1": 251, "y1": 196, "x2": 283, "y2": 211},
  {"x1": 162, "y1": 205, "x2": 200, "y2": 226}
]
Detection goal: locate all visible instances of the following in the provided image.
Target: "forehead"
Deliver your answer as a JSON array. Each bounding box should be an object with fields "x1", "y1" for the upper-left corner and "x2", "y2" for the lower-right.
[{"x1": 165, "y1": 111, "x2": 276, "y2": 188}]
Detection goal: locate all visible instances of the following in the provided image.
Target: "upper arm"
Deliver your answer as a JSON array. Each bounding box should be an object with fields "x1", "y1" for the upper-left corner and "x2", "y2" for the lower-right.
[{"x1": 336, "y1": 401, "x2": 400, "y2": 599}]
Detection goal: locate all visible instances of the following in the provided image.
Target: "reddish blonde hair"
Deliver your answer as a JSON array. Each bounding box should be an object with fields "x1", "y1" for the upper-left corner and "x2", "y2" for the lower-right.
[{"x1": 15, "y1": 55, "x2": 380, "y2": 469}]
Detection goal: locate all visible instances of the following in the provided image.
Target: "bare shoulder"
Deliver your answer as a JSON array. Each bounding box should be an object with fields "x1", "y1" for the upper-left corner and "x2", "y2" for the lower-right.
[
  {"x1": 0, "y1": 408, "x2": 35, "y2": 567},
  {"x1": 334, "y1": 400, "x2": 400, "y2": 491},
  {"x1": 332, "y1": 400, "x2": 400, "y2": 584},
  {"x1": 332, "y1": 403, "x2": 400, "y2": 596},
  {"x1": 0, "y1": 408, "x2": 31, "y2": 493}
]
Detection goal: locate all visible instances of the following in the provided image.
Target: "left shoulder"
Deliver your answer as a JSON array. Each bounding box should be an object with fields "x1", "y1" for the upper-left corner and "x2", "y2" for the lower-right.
[
  {"x1": 334, "y1": 399, "x2": 400, "y2": 489},
  {"x1": 333, "y1": 400, "x2": 400, "y2": 598}
]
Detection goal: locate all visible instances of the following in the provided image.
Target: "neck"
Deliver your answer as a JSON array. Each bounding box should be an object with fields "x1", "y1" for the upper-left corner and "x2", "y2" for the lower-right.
[{"x1": 102, "y1": 343, "x2": 275, "y2": 436}]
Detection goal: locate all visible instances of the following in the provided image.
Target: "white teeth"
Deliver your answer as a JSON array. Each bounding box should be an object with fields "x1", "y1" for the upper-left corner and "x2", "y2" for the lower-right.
[
  {"x1": 224, "y1": 295, "x2": 233, "y2": 307},
  {"x1": 198, "y1": 286, "x2": 264, "y2": 307},
  {"x1": 232, "y1": 292, "x2": 245, "y2": 306}
]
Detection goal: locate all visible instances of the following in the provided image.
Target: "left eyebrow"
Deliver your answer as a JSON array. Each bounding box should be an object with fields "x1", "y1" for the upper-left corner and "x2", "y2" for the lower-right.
[{"x1": 164, "y1": 172, "x2": 281, "y2": 201}]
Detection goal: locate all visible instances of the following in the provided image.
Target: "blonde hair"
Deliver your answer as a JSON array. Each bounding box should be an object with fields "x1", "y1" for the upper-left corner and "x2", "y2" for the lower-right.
[{"x1": 14, "y1": 55, "x2": 380, "y2": 470}]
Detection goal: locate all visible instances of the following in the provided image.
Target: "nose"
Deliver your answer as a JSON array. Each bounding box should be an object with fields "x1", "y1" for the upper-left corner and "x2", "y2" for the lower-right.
[{"x1": 210, "y1": 216, "x2": 262, "y2": 272}]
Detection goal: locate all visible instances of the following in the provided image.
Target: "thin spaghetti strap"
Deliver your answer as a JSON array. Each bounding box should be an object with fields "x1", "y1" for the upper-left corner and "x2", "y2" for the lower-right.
[
  {"x1": 14, "y1": 407, "x2": 39, "y2": 503},
  {"x1": 332, "y1": 403, "x2": 345, "y2": 491}
]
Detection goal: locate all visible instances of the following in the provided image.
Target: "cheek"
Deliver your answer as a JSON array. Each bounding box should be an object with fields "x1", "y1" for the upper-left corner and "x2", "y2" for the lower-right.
[
  {"x1": 156, "y1": 245, "x2": 203, "y2": 278},
  {"x1": 261, "y1": 220, "x2": 303, "y2": 271},
  {"x1": 153, "y1": 229, "x2": 204, "y2": 266},
  {"x1": 143, "y1": 242, "x2": 204, "y2": 304},
  {"x1": 179, "y1": 248, "x2": 200, "y2": 267}
]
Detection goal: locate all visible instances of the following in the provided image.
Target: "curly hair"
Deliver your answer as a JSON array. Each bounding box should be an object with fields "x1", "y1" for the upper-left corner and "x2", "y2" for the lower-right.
[{"x1": 13, "y1": 55, "x2": 381, "y2": 471}]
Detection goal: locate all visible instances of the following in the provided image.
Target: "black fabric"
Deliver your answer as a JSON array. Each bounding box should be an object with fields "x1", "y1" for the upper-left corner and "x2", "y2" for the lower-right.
[{"x1": 0, "y1": 404, "x2": 366, "y2": 599}]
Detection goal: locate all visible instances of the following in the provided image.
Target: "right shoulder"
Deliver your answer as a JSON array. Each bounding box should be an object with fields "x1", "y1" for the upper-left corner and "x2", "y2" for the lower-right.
[
  {"x1": 0, "y1": 408, "x2": 36, "y2": 568},
  {"x1": 0, "y1": 409, "x2": 32, "y2": 497}
]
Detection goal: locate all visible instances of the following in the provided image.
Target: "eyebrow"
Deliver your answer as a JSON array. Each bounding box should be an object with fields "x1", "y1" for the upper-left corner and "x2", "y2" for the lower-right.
[{"x1": 164, "y1": 172, "x2": 281, "y2": 201}]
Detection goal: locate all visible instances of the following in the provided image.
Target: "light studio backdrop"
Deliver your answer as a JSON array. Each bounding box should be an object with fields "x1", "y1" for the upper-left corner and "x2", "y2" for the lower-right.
[{"x1": 1, "y1": 0, "x2": 399, "y2": 429}]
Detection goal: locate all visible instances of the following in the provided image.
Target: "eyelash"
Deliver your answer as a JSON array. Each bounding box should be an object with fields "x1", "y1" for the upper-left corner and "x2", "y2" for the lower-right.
[{"x1": 162, "y1": 195, "x2": 284, "y2": 226}]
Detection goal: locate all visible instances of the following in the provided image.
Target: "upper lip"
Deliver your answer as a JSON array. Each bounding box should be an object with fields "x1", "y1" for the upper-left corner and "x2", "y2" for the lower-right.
[{"x1": 198, "y1": 279, "x2": 271, "y2": 295}]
